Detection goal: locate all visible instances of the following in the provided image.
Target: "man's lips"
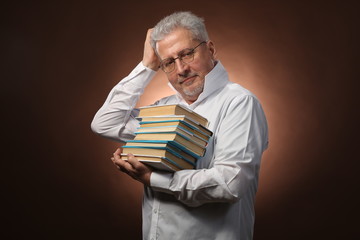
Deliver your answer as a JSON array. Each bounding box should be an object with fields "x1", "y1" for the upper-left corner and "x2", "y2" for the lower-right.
[{"x1": 179, "y1": 75, "x2": 197, "y2": 84}]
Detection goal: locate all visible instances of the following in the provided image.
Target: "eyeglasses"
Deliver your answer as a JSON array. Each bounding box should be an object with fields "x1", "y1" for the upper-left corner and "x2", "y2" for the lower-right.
[{"x1": 160, "y1": 41, "x2": 206, "y2": 73}]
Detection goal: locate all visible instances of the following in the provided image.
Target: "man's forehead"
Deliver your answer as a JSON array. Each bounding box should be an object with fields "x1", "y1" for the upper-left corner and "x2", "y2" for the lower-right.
[{"x1": 156, "y1": 30, "x2": 195, "y2": 57}]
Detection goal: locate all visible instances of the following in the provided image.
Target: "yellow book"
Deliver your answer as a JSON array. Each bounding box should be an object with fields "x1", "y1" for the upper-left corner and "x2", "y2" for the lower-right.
[
  {"x1": 139, "y1": 120, "x2": 212, "y2": 141},
  {"x1": 124, "y1": 141, "x2": 198, "y2": 163},
  {"x1": 136, "y1": 124, "x2": 208, "y2": 146},
  {"x1": 135, "y1": 131, "x2": 207, "y2": 148},
  {"x1": 138, "y1": 116, "x2": 212, "y2": 137},
  {"x1": 122, "y1": 147, "x2": 195, "y2": 169},
  {"x1": 132, "y1": 135, "x2": 206, "y2": 157},
  {"x1": 121, "y1": 154, "x2": 183, "y2": 172},
  {"x1": 138, "y1": 104, "x2": 209, "y2": 127}
]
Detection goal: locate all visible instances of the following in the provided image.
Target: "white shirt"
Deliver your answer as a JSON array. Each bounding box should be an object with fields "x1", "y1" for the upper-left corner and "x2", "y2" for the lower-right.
[{"x1": 91, "y1": 61, "x2": 268, "y2": 240}]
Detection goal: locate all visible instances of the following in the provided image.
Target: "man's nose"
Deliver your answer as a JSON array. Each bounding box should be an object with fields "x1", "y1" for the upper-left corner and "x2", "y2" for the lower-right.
[{"x1": 175, "y1": 59, "x2": 189, "y2": 74}]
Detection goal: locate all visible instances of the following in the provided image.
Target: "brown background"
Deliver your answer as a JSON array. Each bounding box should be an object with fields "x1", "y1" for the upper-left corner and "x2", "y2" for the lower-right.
[{"x1": 3, "y1": 0, "x2": 358, "y2": 239}]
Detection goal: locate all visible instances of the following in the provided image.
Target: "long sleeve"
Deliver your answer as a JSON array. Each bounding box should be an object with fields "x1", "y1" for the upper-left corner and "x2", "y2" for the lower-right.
[
  {"x1": 91, "y1": 62, "x2": 157, "y2": 142},
  {"x1": 150, "y1": 94, "x2": 268, "y2": 207}
]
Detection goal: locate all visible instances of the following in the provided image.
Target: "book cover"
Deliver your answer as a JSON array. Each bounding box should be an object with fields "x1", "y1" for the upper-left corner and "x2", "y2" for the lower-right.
[
  {"x1": 134, "y1": 131, "x2": 207, "y2": 148},
  {"x1": 123, "y1": 144, "x2": 197, "y2": 163},
  {"x1": 136, "y1": 115, "x2": 213, "y2": 136},
  {"x1": 137, "y1": 125, "x2": 209, "y2": 144},
  {"x1": 122, "y1": 146, "x2": 196, "y2": 167},
  {"x1": 125, "y1": 140, "x2": 205, "y2": 157},
  {"x1": 139, "y1": 120, "x2": 212, "y2": 141},
  {"x1": 138, "y1": 104, "x2": 208, "y2": 127},
  {"x1": 121, "y1": 154, "x2": 184, "y2": 172}
]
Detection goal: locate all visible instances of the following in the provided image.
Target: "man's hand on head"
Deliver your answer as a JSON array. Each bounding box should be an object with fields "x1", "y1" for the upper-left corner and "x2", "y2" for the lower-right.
[{"x1": 142, "y1": 28, "x2": 161, "y2": 71}]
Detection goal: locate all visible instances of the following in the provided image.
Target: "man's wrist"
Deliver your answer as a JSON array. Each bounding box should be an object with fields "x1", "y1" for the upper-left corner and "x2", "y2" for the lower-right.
[{"x1": 142, "y1": 60, "x2": 160, "y2": 72}]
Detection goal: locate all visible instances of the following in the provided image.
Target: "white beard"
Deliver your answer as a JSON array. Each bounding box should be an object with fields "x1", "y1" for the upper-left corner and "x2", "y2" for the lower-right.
[{"x1": 183, "y1": 82, "x2": 204, "y2": 97}]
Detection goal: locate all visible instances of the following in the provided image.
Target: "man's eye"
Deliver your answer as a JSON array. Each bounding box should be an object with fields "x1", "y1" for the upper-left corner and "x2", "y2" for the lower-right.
[
  {"x1": 181, "y1": 51, "x2": 194, "y2": 59},
  {"x1": 164, "y1": 60, "x2": 174, "y2": 67},
  {"x1": 183, "y1": 51, "x2": 194, "y2": 57}
]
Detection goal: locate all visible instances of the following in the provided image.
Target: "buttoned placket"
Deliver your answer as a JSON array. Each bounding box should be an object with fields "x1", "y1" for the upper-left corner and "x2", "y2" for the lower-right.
[{"x1": 149, "y1": 197, "x2": 160, "y2": 240}]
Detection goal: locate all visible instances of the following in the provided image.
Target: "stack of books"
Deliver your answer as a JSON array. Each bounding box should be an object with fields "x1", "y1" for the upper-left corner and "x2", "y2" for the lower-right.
[{"x1": 121, "y1": 104, "x2": 213, "y2": 172}]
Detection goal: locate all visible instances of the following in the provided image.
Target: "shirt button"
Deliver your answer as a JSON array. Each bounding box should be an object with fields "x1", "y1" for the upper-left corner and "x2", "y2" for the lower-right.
[{"x1": 154, "y1": 209, "x2": 157, "y2": 214}]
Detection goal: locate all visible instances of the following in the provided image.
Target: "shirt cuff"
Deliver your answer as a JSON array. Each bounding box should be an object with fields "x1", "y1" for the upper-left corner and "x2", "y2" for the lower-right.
[{"x1": 150, "y1": 171, "x2": 174, "y2": 194}]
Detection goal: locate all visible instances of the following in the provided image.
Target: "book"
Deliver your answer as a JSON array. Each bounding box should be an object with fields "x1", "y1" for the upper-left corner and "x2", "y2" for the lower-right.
[
  {"x1": 138, "y1": 116, "x2": 213, "y2": 137},
  {"x1": 136, "y1": 125, "x2": 208, "y2": 146},
  {"x1": 138, "y1": 104, "x2": 209, "y2": 127},
  {"x1": 135, "y1": 131, "x2": 207, "y2": 148},
  {"x1": 124, "y1": 140, "x2": 202, "y2": 159},
  {"x1": 121, "y1": 154, "x2": 182, "y2": 172},
  {"x1": 122, "y1": 146, "x2": 195, "y2": 168},
  {"x1": 124, "y1": 141, "x2": 198, "y2": 162},
  {"x1": 139, "y1": 120, "x2": 212, "y2": 141},
  {"x1": 126, "y1": 139, "x2": 205, "y2": 157}
]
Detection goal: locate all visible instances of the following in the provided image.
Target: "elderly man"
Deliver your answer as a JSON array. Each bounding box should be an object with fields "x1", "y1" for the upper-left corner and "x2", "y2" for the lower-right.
[{"x1": 91, "y1": 11, "x2": 268, "y2": 240}]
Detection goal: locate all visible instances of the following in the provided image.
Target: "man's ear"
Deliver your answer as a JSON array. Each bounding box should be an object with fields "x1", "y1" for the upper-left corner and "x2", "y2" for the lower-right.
[{"x1": 207, "y1": 40, "x2": 217, "y2": 59}]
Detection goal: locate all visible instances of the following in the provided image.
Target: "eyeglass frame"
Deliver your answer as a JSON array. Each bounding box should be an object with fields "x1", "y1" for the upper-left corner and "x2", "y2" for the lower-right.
[{"x1": 159, "y1": 41, "x2": 207, "y2": 73}]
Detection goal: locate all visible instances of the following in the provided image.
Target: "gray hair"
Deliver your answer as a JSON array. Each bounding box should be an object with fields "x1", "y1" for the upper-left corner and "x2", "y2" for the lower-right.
[{"x1": 150, "y1": 11, "x2": 209, "y2": 51}]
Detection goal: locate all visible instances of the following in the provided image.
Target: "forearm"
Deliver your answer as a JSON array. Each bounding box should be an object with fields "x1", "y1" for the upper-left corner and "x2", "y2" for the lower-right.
[
  {"x1": 91, "y1": 62, "x2": 157, "y2": 141},
  {"x1": 150, "y1": 153, "x2": 261, "y2": 207}
]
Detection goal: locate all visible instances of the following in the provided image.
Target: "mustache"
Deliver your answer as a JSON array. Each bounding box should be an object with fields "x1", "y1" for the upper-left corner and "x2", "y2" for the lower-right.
[{"x1": 178, "y1": 73, "x2": 198, "y2": 83}]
